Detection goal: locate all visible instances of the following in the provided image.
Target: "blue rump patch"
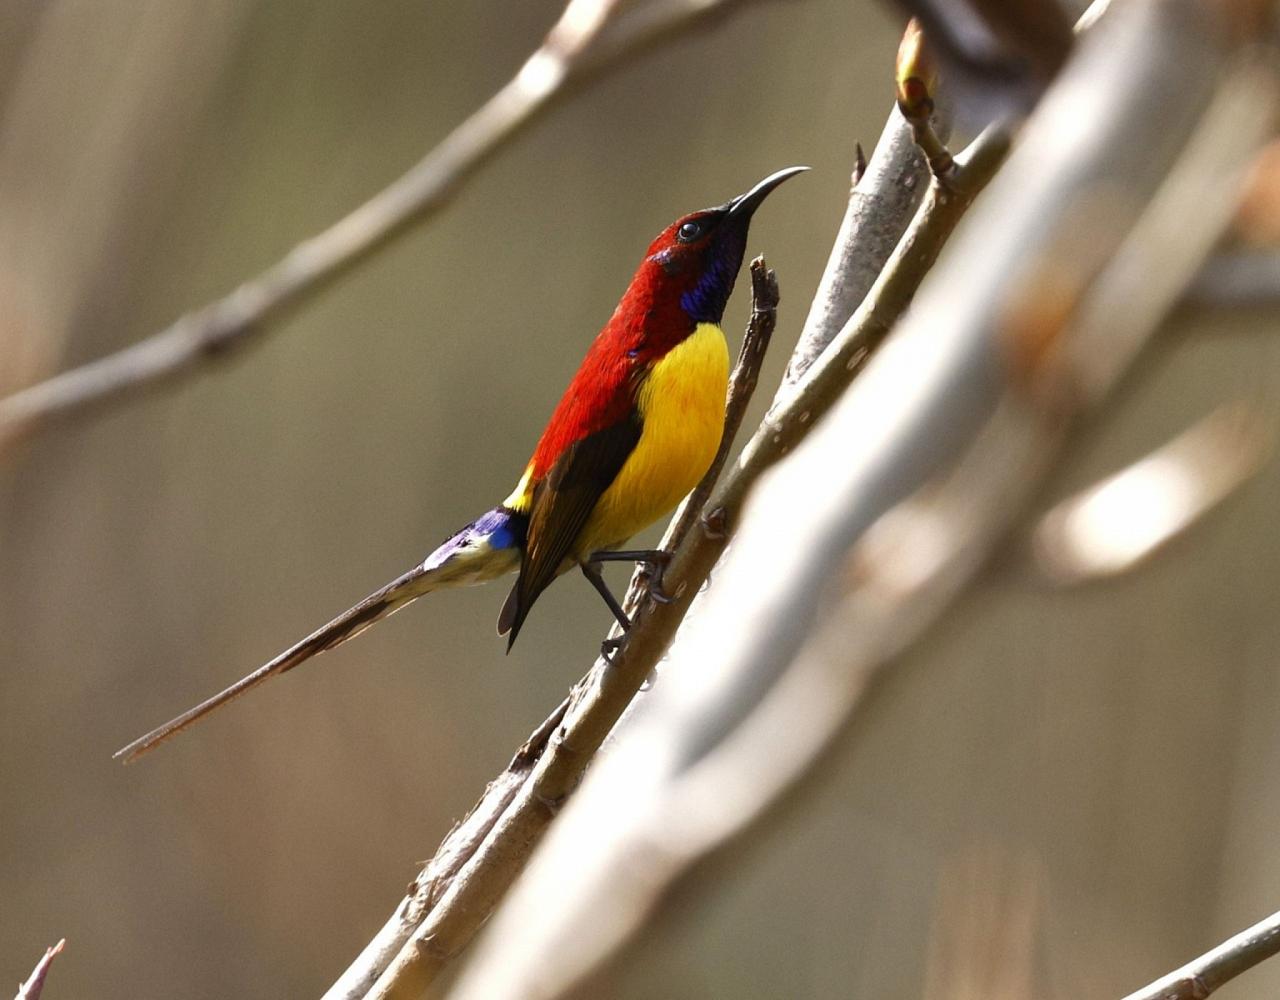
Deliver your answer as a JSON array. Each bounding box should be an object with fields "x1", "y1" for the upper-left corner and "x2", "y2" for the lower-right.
[
  {"x1": 425, "y1": 506, "x2": 526, "y2": 571},
  {"x1": 474, "y1": 507, "x2": 520, "y2": 550}
]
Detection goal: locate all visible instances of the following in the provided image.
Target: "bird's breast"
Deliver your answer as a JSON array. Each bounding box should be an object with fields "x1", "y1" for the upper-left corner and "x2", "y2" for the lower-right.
[{"x1": 575, "y1": 321, "x2": 729, "y2": 555}]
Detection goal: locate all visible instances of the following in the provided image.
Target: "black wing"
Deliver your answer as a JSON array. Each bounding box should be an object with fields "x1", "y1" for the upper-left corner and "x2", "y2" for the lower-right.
[{"x1": 498, "y1": 413, "x2": 642, "y2": 647}]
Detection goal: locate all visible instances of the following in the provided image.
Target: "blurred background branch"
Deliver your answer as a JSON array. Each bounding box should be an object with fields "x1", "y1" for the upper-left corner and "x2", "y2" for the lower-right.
[
  {"x1": 0, "y1": 0, "x2": 777, "y2": 456},
  {"x1": 1186, "y1": 250, "x2": 1280, "y2": 310},
  {"x1": 1032, "y1": 402, "x2": 1273, "y2": 584}
]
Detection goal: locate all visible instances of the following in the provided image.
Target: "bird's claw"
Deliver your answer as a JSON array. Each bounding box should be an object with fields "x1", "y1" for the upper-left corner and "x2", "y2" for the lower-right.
[
  {"x1": 637, "y1": 551, "x2": 680, "y2": 605},
  {"x1": 600, "y1": 635, "x2": 625, "y2": 663},
  {"x1": 649, "y1": 583, "x2": 677, "y2": 605}
]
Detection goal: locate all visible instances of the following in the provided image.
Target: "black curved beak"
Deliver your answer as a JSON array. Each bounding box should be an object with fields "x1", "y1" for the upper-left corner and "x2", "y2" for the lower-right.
[{"x1": 724, "y1": 165, "x2": 810, "y2": 224}]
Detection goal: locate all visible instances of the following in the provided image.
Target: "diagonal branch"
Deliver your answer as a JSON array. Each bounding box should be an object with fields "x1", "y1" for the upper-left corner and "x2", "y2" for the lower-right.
[
  {"x1": 1120, "y1": 908, "x2": 1280, "y2": 1000},
  {"x1": 1032, "y1": 401, "x2": 1273, "y2": 584},
  {"x1": 15, "y1": 939, "x2": 65, "y2": 1000},
  {"x1": 779, "y1": 101, "x2": 939, "y2": 391},
  {"x1": 0, "y1": 0, "x2": 776, "y2": 456}
]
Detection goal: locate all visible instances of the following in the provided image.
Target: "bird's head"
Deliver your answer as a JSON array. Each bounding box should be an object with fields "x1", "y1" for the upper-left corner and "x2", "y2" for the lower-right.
[{"x1": 637, "y1": 166, "x2": 808, "y2": 329}]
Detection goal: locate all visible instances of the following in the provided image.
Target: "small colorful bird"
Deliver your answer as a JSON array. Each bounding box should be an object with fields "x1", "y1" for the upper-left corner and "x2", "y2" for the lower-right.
[{"x1": 116, "y1": 166, "x2": 807, "y2": 762}]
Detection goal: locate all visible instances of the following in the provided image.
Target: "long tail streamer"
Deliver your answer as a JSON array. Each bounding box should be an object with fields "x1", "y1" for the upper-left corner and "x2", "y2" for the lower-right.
[{"x1": 115, "y1": 508, "x2": 523, "y2": 763}]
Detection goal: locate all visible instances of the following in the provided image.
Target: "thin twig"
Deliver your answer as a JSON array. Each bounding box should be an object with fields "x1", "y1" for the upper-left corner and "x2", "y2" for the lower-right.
[
  {"x1": 15, "y1": 940, "x2": 64, "y2": 1000},
  {"x1": 1119, "y1": 908, "x2": 1280, "y2": 1000},
  {"x1": 0, "y1": 0, "x2": 774, "y2": 455},
  {"x1": 636, "y1": 257, "x2": 779, "y2": 595}
]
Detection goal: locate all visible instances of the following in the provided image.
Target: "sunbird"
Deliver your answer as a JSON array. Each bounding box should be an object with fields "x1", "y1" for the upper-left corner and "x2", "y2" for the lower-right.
[{"x1": 117, "y1": 166, "x2": 807, "y2": 763}]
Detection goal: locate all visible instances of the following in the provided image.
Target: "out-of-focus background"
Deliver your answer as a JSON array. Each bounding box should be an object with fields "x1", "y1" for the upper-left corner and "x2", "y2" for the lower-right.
[{"x1": 1, "y1": 1, "x2": 1278, "y2": 997}]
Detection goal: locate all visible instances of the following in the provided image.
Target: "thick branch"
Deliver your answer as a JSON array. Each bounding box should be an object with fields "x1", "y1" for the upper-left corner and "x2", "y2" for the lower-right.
[{"x1": 0, "y1": 0, "x2": 773, "y2": 455}]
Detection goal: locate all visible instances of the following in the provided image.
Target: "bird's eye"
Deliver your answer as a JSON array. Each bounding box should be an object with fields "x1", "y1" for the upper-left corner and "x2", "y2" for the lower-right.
[{"x1": 677, "y1": 220, "x2": 703, "y2": 243}]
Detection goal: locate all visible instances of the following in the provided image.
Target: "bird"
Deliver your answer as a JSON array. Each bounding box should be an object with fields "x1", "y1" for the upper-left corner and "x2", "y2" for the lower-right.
[{"x1": 115, "y1": 166, "x2": 807, "y2": 763}]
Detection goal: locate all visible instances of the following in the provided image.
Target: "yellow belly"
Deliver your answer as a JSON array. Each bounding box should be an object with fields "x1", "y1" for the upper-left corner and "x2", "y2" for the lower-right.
[{"x1": 574, "y1": 322, "x2": 729, "y2": 556}]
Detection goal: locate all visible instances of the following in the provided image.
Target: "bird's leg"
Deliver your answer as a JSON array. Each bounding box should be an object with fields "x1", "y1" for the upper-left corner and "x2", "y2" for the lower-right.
[
  {"x1": 580, "y1": 561, "x2": 632, "y2": 629},
  {"x1": 580, "y1": 561, "x2": 631, "y2": 660},
  {"x1": 586, "y1": 548, "x2": 676, "y2": 604}
]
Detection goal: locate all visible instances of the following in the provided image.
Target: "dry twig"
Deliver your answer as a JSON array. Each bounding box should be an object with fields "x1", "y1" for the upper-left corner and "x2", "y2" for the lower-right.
[
  {"x1": 1120, "y1": 908, "x2": 1280, "y2": 1000},
  {"x1": 14, "y1": 940, "x2": 64, "y2": 1000}
]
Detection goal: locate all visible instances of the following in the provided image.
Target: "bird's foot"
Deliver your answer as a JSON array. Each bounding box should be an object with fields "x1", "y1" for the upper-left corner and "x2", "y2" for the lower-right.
[{"x1": 583, "y1": 547, "x2": 681, "y2": 606}]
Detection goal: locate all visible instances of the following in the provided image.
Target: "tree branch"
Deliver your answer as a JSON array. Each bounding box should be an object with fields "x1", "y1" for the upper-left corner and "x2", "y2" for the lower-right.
[
  {"x1": 0, "y1": 0, "x2": 776, "y2": 456},
  {"x1": 14, "y1": 940, "x2": 64, "y2": 1000},
  {"x1": 335, "y1": 84, "x2": 1004, "y2": 1000},
  {"x1": 1120, "y1": 908, "x2": 1280, "y2": 1000},
  {"x1": 338, "y1": 62, "x2": 1011, "y2": 996},
  {"x1": 779, "y1": 101, "x2": 938, "y2": 390},
  {"x1": 440, "y1": 3, "x2": 1278, "y2": 997},
  {"x1": 1032, "y1": 401, "x2": 1272, "y2": 584}
]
